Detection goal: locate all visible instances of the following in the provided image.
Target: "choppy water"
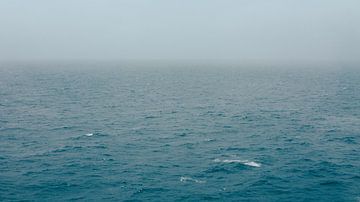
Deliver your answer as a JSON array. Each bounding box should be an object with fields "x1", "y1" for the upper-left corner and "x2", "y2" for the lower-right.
[{"x1": 0, "y1": 64, "x2": 359, "y2": 201}]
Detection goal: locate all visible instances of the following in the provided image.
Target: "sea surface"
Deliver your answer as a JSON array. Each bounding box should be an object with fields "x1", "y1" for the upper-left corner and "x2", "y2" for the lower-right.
[{"x1": 0, "y1": 63, "x2": 359, "y2": 201}]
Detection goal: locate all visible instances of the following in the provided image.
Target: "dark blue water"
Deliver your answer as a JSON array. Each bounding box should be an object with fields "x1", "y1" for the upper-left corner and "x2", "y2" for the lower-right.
[{"x1": 0, "y1": 64, "x2": 359, "y2": 201}]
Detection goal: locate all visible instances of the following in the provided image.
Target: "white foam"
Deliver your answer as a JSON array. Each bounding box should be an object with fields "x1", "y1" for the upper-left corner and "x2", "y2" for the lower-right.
[
  {"x1": 213, "y1": 158, "x2": 261, "y2": 167},
  {"x1": 180, "y1": 176, "x2": 206, "y2": 183},
  {"x1": 85, "y1": 133, "x2": 93, "y2": 137}
]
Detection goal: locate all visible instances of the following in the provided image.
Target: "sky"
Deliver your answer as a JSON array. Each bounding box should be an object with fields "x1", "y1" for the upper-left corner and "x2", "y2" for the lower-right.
[{"x1": 0, "y1": 0, "x2": 359, "y2": 64}]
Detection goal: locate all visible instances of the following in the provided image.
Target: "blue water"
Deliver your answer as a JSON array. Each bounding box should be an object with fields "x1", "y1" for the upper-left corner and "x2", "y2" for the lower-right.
[{"x1": 0, "y1": 63, "x2": 359, "y2": 201}]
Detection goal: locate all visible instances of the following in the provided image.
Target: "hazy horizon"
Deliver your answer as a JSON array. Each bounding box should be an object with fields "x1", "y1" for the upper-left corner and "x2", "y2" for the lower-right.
[{"x1": 1, "y1": 0, "x2": 359, "y2": 65}]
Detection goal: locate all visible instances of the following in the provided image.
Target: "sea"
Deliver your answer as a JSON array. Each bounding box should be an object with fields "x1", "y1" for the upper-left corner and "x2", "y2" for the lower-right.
[{"x1": 0, "y1": 62, "x2": 359, "y2": 201}]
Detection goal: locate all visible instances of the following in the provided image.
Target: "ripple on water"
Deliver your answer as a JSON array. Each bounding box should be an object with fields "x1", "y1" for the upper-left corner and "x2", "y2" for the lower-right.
[{"x1": 1, "y1": 67, "x2": 359, "y2": 201}]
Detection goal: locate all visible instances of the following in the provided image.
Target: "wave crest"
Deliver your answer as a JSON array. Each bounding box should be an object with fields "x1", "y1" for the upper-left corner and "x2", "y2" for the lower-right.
[
  {"x1": 213, "y1": 158, "x2": 261, "y2": 167},
  {"x1": 180, "y1": 176, "x2": 206, "y2": 183}
]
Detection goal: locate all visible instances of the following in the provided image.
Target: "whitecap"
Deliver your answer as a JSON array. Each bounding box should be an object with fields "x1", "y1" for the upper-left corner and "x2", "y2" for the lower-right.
[
  {"x1": 180, "y1": 176, "x2": 206, "y2": 183},
  {"x1": 243, "y1": 161, "x2": 261, "y2": 167},
  {"x1": 213, "y1": 158, "x2": 261, "y2": 167},
  {"x1": 85, "y1": 133, "x2": 93, "y2": 137}
]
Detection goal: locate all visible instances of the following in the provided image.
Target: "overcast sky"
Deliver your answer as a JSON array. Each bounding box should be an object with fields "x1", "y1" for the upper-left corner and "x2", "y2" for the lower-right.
[{"x1": 0, "y1": 0, "x2": 359, "y2": 63}]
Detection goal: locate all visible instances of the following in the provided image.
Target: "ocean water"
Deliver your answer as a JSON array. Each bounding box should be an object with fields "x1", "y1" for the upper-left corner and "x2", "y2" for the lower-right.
[{"x1": 0, "y1": 64, "x2": 359, "y2": 201}]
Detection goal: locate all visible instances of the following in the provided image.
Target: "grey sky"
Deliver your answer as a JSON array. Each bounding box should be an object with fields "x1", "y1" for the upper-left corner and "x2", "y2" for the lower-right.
[{"x1": 0, "y1": 0, "x2": 359, "y2": 63}]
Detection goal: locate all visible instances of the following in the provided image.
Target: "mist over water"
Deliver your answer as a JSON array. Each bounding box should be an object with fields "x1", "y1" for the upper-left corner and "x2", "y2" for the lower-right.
[{"x1": 0, "y1": 63, "x2": 359, "y2": 201}]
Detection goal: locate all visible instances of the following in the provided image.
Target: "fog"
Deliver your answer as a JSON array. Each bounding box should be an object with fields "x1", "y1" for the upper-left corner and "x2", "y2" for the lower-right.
[{"x1": 0, "y1": 0, "x2": 359, "y2": 64}]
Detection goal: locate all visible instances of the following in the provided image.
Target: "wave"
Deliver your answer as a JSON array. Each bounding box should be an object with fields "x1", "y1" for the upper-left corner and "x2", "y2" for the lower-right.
[
  {"x1": 180, "y1": 176, "x2": 206, "y2": 184},
  {"x1": 213, "y1": 158, "x2": 261, "y2": 167}
]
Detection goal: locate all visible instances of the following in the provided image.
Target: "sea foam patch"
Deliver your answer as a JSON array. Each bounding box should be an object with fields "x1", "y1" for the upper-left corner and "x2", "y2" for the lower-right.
[{"x1": 214, "y1": 158, "x2": 261, "y2": 167}]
